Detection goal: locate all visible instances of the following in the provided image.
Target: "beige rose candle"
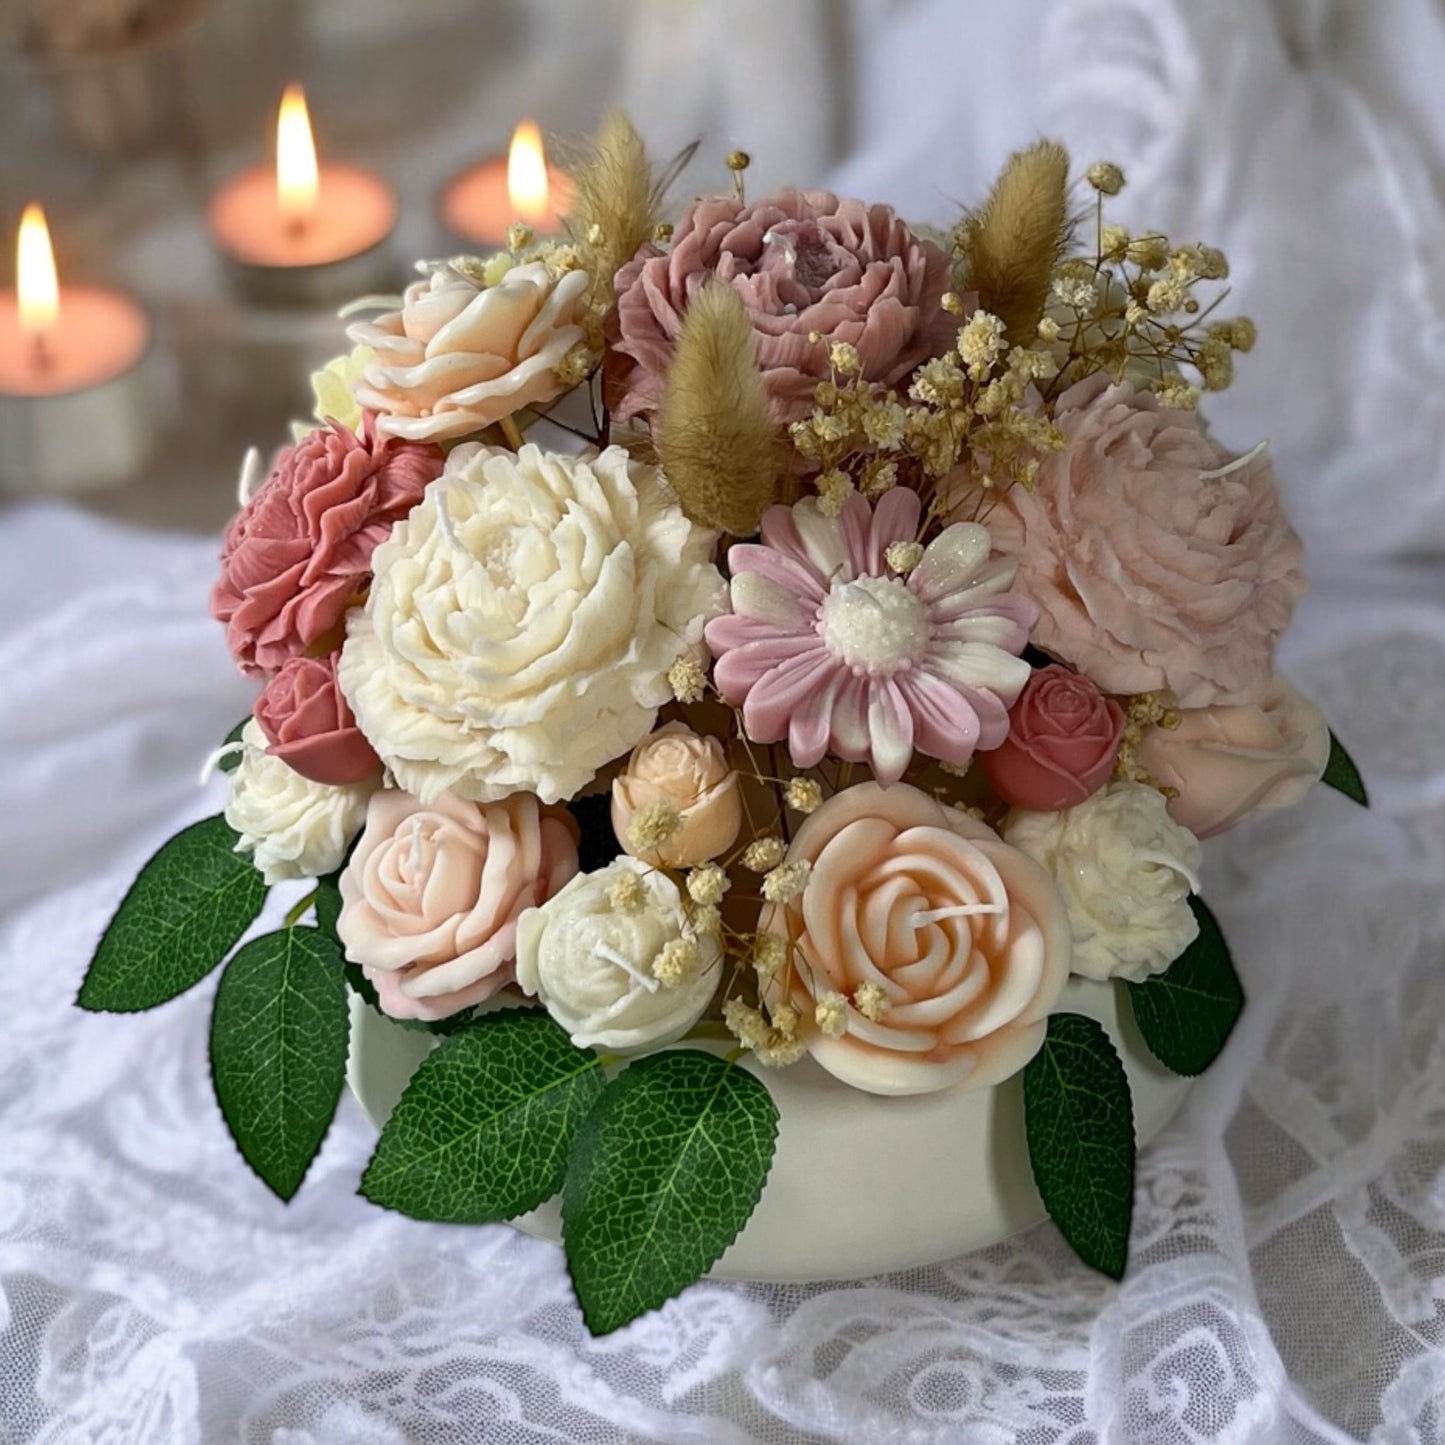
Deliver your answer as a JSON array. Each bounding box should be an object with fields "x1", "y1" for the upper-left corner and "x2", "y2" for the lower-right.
[
  {"x1": 612, "y1": 722, "x2": 742, "y2": 868},
  {"x1": 337, "y1": 790, "x2": 579, "y2": 1023}
]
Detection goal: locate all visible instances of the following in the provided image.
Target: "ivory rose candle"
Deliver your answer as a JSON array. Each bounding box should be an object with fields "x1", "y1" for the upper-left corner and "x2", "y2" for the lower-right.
[
  {"x1": 208, "y1": 85, "x2": 398, "y2": 309},
  {"x1": 441, "y1": 120, "x2": 571, "y2": 248},
  {"x1": 0, "y1": 204, "x2": 164, "y2": 493}
]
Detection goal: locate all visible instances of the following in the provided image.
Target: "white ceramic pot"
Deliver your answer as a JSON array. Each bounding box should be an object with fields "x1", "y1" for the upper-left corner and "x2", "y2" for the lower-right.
[{"x1": 347, "y1": 980, "x2": 1191, "y2": 1283}]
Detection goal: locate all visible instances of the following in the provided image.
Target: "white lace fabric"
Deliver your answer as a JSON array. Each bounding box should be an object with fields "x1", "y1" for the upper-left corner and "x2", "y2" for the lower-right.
[
  {"x1": 1, "y1": 558, "x2": 1439, "y2": 1445},
  {"x1": 5, "y1": 1, "x2": 1445, "y2": 1438}
]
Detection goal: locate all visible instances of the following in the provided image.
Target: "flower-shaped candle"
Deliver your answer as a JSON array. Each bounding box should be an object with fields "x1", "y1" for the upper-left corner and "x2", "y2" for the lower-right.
[
  {"x1": 705, "y1": 489, "x2": 1036, "y2": 782},
  {"x1": 758, "y1": 781, "x2": 1071, "y2": 1094}
]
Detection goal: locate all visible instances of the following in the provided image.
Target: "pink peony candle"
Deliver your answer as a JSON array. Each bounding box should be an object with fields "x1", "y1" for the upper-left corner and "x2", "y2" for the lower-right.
[
  {"x1": 0, "y1": 203, "x2": 164, "y2": 493},
  {"x1": 440, "y1": 120, "x2": 572, "y2": 248},
  {"x1": 208, "y1": 85, "x2": 398, "y2": 309}
]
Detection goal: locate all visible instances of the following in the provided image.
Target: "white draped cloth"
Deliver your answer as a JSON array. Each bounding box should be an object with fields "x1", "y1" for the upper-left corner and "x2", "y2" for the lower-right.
[{"x1": 3, "y1": 1, "x2": 1445, "y2": 1439}]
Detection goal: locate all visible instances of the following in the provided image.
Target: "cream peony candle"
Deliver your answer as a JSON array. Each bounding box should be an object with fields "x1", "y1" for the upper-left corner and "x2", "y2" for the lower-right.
[
  {"x1": 208, "y1": 85, "x2": 398, "y2": 309},
  {"x1": 0, "y1": 203, "x2": 165, "y2": 493}
]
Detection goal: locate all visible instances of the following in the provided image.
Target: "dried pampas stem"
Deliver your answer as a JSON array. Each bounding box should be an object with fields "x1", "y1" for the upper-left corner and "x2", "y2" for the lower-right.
[
  {"x1": 954, "y1": 139, "x2": 1071, "y2": 346},
  {"x1": 657, "y1": 282, "x2": 778, "y2": 536},
  {"x1": 569, "y1": 111, "x2": 659, "y2": 310}
]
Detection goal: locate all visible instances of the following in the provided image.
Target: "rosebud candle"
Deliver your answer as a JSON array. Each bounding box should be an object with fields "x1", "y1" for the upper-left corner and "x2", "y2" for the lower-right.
[
  {"x1": 208, "y1": 85, "x2": 398, "y2": 309},
  {"x1": 0, "y1": 204, "x2": 164, "y2": 493},
  {"x1": 441, "y1": 120, "x2": 571, "y2": 248}
]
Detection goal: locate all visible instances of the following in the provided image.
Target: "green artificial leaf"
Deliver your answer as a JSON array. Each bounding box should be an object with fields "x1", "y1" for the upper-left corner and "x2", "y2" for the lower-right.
[
  {"x1": 209, "y1": 925, "x2": 350, "y2": 1201},
  {"x1": 361, "y1": 1009, "x2": 604, "y2": 1222},
  {"x1": 562, "y1": 1051, "x2": 779, "y2": 1335},
  {"x1": 342, "y1": 959, "x2": 383, "y2": 1013},
  {"x1": 1126, "y1": 896, "x2": 1244, "y2": 1076},
  {"x1": 77, "y1": 815, "x2": 268, "y2": 1013},
  {"x1": 217, "y1": 716, "x2": 250, "y2": 773},
  {"x1": 314, "y1": 868, "x2": 343, "y2": 939},
  {"x1": 1322, "y1": 730, "x2": 1369, "y2": 806},
  {"x1": 1023, "y1": 1013, "x2": 1136, "y2": 1280}
]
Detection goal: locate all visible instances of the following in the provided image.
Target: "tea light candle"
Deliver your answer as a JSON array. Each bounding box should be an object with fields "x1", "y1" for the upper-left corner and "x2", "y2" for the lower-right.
[
  {"x1": 441, "y1": 120, "x2": 572, "y2": 248},
  {"x1": 209, "y1": 84, "x2": 398, "y2": 309},
  {"x1": 0, "y1": 204, "x2": 164, "y2": 494}
]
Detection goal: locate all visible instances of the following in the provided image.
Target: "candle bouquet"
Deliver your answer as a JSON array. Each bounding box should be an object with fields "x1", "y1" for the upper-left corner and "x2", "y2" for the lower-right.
[{"x1": 79, "y1": 116, "x2": 1366, "y2": 1335}]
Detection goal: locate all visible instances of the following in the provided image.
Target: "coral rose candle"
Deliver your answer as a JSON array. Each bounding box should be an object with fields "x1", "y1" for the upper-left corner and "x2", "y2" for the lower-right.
[
  {"x1": 441, "y1": 120, "x2": 572, "y2": 247},
  {"x1": 0, "y1": 203, "x2": 165, "y2": 493},
  {"x1": 208, "y1": 84, "x2": 398, "y2": 309}
]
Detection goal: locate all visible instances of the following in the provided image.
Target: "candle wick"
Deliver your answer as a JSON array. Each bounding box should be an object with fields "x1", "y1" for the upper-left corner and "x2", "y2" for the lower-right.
[
  {"x1": 285, "y1": 212, "x2": 311, "y2": 242},
  {"x1": 28, "y1": 329, "x2": 54, "y2": 375}
]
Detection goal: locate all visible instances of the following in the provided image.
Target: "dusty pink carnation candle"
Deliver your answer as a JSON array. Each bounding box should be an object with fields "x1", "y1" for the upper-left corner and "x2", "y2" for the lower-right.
[{"x1": 211, "y1": 418, "x2": 445, "y2": 677}]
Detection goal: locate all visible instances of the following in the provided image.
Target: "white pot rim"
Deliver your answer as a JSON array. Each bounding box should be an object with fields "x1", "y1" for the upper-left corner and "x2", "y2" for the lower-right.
[{"x1": 347, "y1": 978, "x2": 1191, "y2": 1283}]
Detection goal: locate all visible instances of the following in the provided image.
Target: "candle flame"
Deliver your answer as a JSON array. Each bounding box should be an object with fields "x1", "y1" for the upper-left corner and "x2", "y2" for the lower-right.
[
  {"x1": 507, "y1": 120, "x2": 551, "y2": 224},
  {"x1": 276, "y1": 84, "x2": 320, "y2": 229},
  {"x1": 17, "y1": 202, "x2": 59, "y2": 339}
]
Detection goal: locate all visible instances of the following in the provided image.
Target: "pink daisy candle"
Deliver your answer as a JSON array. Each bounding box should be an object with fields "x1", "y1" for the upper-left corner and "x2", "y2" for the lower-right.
[{"x1": 705, "y1": 489, "x2": 1037, "y2": 783}]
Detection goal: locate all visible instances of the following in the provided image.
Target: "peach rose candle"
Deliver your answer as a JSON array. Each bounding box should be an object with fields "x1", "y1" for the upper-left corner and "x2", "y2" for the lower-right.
[
  {"x1": 1137, "y1": 676, "x2": 1330, "y2": 837},
  {"x1": 759, "y1": 781, "x2": 1071, "y2": 1095},
  {"x1": 208, "y1": 85, "x2": 398, "y2": 310},
  {"x1": 0, "y1": 203, "x2": 165, "y2": 493}
]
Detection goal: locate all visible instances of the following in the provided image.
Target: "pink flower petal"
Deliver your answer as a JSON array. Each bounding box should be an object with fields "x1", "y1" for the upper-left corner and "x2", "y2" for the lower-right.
[
  {"x1": 867, "y1": 679, "x2": 916, "y2": 784},
  {"x1": 712, "y1": 632, "x2": 823, "y2": 702},
  {"x1": 725, "y1": 544, "x2": 829, "y2": 606},
  {"x1": 898, "y1": 670, "x2": 980, "y2": 763},
  {"x1": 911, "y1": 523, "x2": 991, "y2": 605},
  {"x1": 738, "y1": 649, "x2": 837, "y2": 756},
  {"x1": 871, "y1": 486, "x2": 922, "y2": 558}
]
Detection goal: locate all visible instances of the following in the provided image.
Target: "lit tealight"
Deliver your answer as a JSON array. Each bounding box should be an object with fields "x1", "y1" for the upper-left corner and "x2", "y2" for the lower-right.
[
  {"x1": 442, "y1": 119, "x2": 573, "y2": 248},
  {"x1": 0, "y1": 202, "x2": 162, "y2": 492},
  {"x1": 207, "y1": 83, "x2": 399, "y2": 308}
]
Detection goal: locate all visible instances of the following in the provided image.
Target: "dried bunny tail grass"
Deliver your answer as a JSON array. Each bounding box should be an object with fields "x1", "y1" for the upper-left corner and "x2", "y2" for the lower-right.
[
  {"x1": 656, "y1": 281, "x2": 779, "y2": 535},
  {"x1": 568, "y1": 110, "x2": 659, "y2": 305},
  {"x1": 954, "y1": 138, "x2": 1071, "y2": 346}
]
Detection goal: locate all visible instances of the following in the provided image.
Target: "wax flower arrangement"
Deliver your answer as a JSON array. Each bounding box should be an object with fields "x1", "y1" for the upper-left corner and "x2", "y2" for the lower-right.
[{"x1": 80, "y1": 117, "x2": 1367, "y2": 1335}]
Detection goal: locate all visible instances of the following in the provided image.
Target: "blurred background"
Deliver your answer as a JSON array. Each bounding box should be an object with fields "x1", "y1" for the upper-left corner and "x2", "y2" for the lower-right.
[{"x1": 5, "y1": 0, "x2": 1445, "y2": 567}]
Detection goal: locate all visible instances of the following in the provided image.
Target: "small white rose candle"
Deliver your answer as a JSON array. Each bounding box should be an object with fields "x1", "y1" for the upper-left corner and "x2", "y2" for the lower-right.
[{"x1": 0, "y1": 204, "x2": 165, "y2": 494}]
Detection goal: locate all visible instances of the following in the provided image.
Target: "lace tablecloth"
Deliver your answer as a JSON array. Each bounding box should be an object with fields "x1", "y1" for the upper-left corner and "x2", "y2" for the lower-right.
[{"x1": 3, "y1": 1, "x2": 1445, "y2": 1439}]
